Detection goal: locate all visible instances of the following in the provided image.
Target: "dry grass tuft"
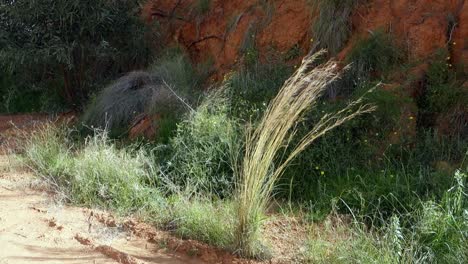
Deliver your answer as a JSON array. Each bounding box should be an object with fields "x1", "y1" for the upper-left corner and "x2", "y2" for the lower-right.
[{"x1": 235, "y1": 51, "x2": 376, "y2": 257}]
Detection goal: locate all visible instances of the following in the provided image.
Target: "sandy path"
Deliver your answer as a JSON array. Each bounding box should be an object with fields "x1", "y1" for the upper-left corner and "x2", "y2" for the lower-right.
[{"x1": 0, "y1": 155, "x2": 204, "y2": 264}]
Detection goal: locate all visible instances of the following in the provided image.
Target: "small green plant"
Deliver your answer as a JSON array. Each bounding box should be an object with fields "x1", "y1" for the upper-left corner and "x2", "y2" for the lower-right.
[
  {"x1": 22, "y1": 122, "x2": 74, "y2": 188},
  {"x1": 345, "y1": 30, "x2": 403, "y2": 84},
  {"x1": 419, "y1": 49, "x2": 466, "y2": 117},
  {"x1": 235, "y1": 52, "x2": 375, "y2": 257},
  {"x1": 173, "y1": 198, "x2": 235, "y2": 248},
  {"x1": 226, "y1": 61, "x2": 292, "y2": 121},
  {"x1": 193, "y1": 0, "x2": 211, "y2": 15}
]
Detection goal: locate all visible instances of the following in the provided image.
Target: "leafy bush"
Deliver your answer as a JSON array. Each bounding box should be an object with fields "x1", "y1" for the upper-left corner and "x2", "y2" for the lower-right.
[{"x1": 0, "y1": 0, "x2": 152, "y2": 108}]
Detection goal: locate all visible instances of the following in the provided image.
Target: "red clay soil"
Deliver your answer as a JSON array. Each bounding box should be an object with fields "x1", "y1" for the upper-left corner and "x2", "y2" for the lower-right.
[
  {"x1": 0, "y1": 114, "x2": 50, "y2": 133},
  {"x1": 0, "y1": 113, "x2": 77, "y2": 153},
  {"x1": 143, "y1": 0, "x2": 312, "y2": 78},
  {"x1": 144, "y1": 0, "x2": 467, "y2": 74}
]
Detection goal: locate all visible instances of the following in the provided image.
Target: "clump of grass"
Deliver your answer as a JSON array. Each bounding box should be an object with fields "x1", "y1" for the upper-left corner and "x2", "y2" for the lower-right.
[
  {"x1": 81, "y1": 71, "x2": 160, "y2": 136},
  {"x1": 22, "y1": 123, "x2": 162, "y2": 214},
  {"x1": 172, "y1": 198, "x2": 235, "y2": 248},
  {"x1": 22, "y1": 122, "x2": 74, "y2": 188},
  {"x1": 81, "y1": 49, "x2": 210, "y2": 138},
  {"x1": 165, "y1": 91, "x2": 241, "y2": 197},
  {"x1": 311, "y1": 0, "x2": 362, "y2": 55},
  {"x1": 302, "y1": 168, "x2": 468, "y2": 263},
  {"x1": 235, "y1": 51, "x2": 375, "y2": 257},
  {"x1": 69, "y1": 131, "x2": 158, "y2": 213}
]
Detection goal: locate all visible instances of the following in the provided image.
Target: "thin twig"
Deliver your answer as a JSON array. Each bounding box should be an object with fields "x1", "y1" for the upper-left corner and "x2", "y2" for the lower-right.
[{"x1": 162, "y1": 80, "x2": 195, "y2": 112}]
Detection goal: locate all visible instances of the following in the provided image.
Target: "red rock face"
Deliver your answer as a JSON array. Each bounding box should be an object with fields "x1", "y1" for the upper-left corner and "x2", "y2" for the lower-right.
[
  {"x1": 452, "y1": 0, "x2": 468, "y2": 68},
  {"x1": 346, "y1": 0, "x2": 463, "y2": 61},
  {"x1": 144, "y1": 0, "x2": 466, "y2": 72},
  {"x1": 143, "y1": 0, "x2": 311, "y2": 76}
]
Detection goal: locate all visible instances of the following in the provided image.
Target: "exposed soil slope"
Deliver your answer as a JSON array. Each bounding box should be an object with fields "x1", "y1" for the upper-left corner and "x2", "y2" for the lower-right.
[{"x1": 144, "y1": 0, "x2": 467, "y2": 73}]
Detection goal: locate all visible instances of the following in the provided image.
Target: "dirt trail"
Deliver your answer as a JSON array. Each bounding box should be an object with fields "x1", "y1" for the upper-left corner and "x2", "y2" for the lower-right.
[{"x1": 0, "y1": 154, "x2": 205, "y2": 264}]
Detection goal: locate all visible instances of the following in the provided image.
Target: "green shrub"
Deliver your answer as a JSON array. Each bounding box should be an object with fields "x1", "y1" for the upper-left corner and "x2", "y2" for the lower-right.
[
  {"x1": 417, "y1": 49, "x2": 467, "y2": 131},
  {"x1": 226, "y1": 61, "x2": 292, "y2": 120},
  {"x1": 165, "y1": 92, "x2": 241, "y2": 197}
]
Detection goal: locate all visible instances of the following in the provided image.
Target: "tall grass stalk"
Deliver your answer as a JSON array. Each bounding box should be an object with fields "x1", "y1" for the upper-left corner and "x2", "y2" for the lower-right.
[{"x1": 235, "y1": 51, "x2": 376, "y2": 257}]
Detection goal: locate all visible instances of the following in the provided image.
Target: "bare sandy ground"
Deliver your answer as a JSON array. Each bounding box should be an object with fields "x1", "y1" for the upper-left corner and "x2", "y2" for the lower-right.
[{"x1": 0, "y1": 155, "x2": 204, "y2": 264}]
